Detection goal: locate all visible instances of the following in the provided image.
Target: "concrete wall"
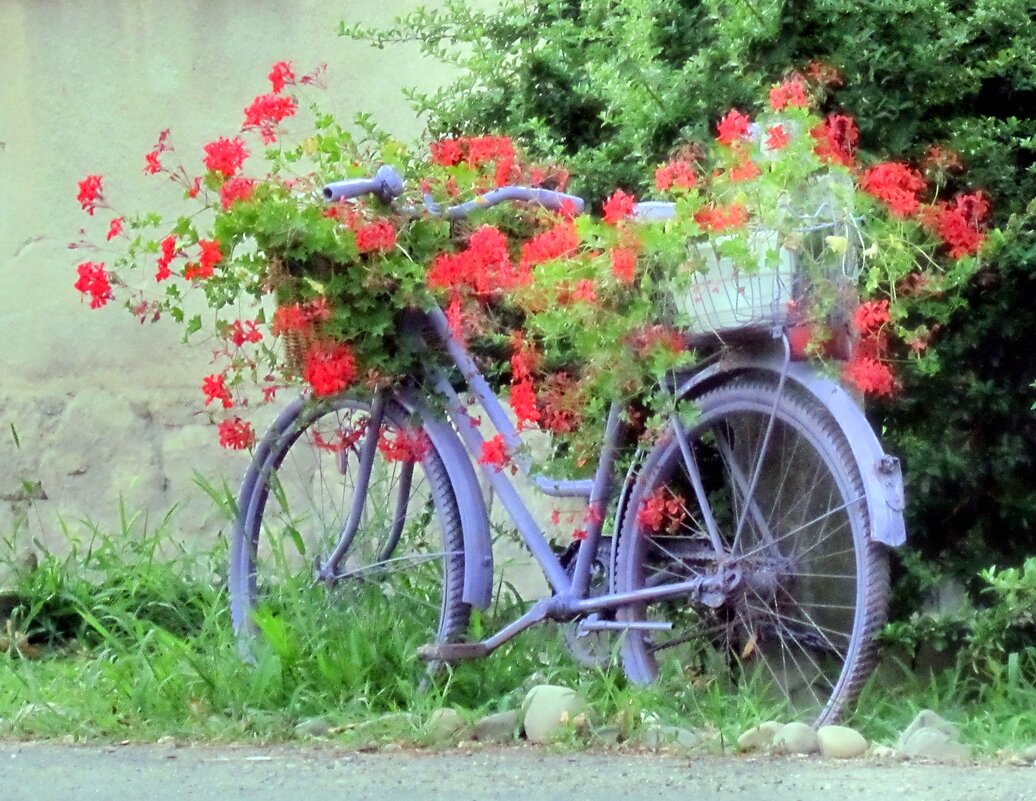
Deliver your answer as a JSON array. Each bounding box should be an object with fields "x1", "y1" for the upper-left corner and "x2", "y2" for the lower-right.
[{"x1": 0, "y1": 1, "x2": 454, "y2": 552}]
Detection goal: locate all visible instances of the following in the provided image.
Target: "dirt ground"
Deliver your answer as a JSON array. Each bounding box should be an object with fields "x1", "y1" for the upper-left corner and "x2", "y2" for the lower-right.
[{"x1": 3, "y1": 742, "x2": 1034, "y2": 801}]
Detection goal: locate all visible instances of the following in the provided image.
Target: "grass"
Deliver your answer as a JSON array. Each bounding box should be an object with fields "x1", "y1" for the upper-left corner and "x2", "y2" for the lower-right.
[{"x1": 1, "y1": 506, "x2": 1034, "y2": 754}]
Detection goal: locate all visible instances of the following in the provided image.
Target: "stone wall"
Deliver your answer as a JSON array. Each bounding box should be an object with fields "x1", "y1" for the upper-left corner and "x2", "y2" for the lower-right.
[{"x1": 0, "y1": 1, "x2": 453, "y2": 554}]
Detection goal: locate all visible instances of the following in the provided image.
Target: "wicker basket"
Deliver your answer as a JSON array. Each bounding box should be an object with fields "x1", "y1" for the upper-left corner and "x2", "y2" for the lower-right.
[{"x1": 268, "y1": 255, "x2": 315, "y2": 377}]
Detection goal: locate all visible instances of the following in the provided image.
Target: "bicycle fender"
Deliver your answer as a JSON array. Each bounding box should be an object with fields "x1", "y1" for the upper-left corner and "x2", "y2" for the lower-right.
[
  {"x1": 675, "y1": 356, "x2": 906, "y2": 548},
  {"x1": 398, "y1": 390, "x2": 495, "y2": 609}
]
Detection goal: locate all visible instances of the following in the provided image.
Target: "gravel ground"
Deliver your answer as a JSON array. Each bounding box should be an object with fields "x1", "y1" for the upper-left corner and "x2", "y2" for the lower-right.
[{"x1": 3, "y1": 742, "x2": 1034, "y2": 801}]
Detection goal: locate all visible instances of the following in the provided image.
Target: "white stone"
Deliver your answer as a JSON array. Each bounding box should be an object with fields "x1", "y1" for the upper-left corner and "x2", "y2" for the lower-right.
[
  {"x1": 772, "y1": 721, "x2": 820, "y2": 755},
  {"x1": 817, "y1": 725, "x2": 868, "y2": 759},
  {"x1": 737, "y1": 721, "x2": 784, "y2": 752},
  {"x1": 521, "y1": 684, "x2": 589, "y2": 744}
]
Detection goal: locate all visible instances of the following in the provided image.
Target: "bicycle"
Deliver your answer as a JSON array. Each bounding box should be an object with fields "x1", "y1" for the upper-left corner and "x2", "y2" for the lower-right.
[{"x1": 228, "y1": 165, "x2": 906, "y2": 726}]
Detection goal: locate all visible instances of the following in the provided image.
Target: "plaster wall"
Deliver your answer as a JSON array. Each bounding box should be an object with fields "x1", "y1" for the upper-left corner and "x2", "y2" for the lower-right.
[{"x1": 0, "y1": 0, "x2": 454, "y2": 554}]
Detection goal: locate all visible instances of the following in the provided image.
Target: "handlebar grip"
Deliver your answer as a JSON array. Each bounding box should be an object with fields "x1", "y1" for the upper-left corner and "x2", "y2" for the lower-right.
[{"x1": 323, "y1": 165, "x2": 404, "y2": 203}]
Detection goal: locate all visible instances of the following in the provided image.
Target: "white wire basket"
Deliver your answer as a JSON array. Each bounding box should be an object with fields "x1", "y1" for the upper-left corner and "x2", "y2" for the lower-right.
[{"x1": 671, "y1": 177, "x2": 863, "y2": 338}]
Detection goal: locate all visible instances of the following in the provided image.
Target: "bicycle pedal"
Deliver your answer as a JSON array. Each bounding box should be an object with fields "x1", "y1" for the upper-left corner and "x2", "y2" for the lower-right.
[{"x1": 416, "y1": 641, "x2": 490, "y2": 662}]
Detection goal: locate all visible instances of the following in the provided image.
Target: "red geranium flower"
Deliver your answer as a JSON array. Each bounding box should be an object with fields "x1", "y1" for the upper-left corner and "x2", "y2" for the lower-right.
[
  {"x1": 73, "y1": 261, "x2": 112, "y2": 308},
  {"x1": 842, "y1": 357, "x2": 896, "y2": 397},
  {"x1": 769, "y1": 77, "x2": 809, "y2": 111},
  {"x1": 303, "y1": 340, "x2": 358, "y2": 397},
  {"x1": 268, "y1": 61, "x2": 295, "y2": 93},
  {"x1": 243, "y1": 93, "x2": 298, "y2": 143},
  {"x1": 202, "y1": 373, "x2": 234, "y2": 409},
  {"x1": 479, "y1": 434, "x2": 510, "y2": 471},
  {"x1": 202, "y1": 136, "x2": 248, "y2": 178},
  {"x1": 220, "y1": 177, "x2": 255, "y2": 210},
  {"x1": 654, "y1": 160, "x2": 698, "y2": 191},
  {"x1": 765, "y1": 124, "x2": 790, "y2": 150},
  {"x1": 610, "y1": 247, "x2": 638, "y2": 285},
  {"x1": 602, "y1": 189, "x2": 636, "y2": 225},
  {"x1": 76, "y1": 174, "x2": 104, "y2": 215},
  {"x1": 355, "y1": 220, "x2": 397, "y2": 254},
  {"x1": 716, "y1": 109, "x2": 752, "y2": 146},
  {"x1": 860, "y1": 162, "x2": 927, "y2": 218},
  {"x1": 218, "y1": 417, "x2": 255, "y2": 450}
]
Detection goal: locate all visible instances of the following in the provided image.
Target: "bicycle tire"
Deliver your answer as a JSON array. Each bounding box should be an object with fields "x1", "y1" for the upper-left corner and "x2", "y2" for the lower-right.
[
  {"x1": 229, "y1": 393, "x2": 470, "y2": 658},
  {"x1": 616, "y1": 376, "x2": 889, "y2": 726}
]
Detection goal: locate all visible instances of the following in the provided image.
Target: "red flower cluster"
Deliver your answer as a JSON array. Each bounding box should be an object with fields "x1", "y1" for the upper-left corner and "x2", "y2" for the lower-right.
[
  {"x1": 842, "y1": 356, "x2": 895, "y2": 397},
  {"x1": 378, "y1": 427, "x2": 431, "y2": 463},
  {"x1": 311, "y1": 423, "x2": 366, "y2": 453},
  {"x1": 716, "y1": 109, "x2": 752, "y2": 146},
  {"x1": 242, "y1": 93, "x2": 297, "y2": 144},
  {"x1": 183, "y1": 239, "x2": 222, "y2": 280},
  {"x1": 602, "y1": 189, "x2": 636, "y2": 225},
  {"x1": 769, "y1": 77, "x2": 809, "y2": 111},
  {"x1": 156, "y1": 235, "x2": 177, "y2": 282},
  {"x1": 427, "y1": 226, "x2": 527, "y2": 295},
  {"x1": 272, "y1": 299, "x2": 331, "y2": 335},
  {"x1": 694, "y1": 202, "x2": 749, "y2": 232},
  {"x1": 302, "y1": 340, "x2": 358, "y2": 397},
  {"x1": 728, "y1": 154, "x2": 761, "y2": 182},
  {"x1": 853, "y1": 300, "x2": 890, "y2": 337},
  {"x1": 478, "y1": 434, "x2": 510, "y2": 471},
  {"x1": 268, "y1": 61, "x2": 295, "y2": 93},
  {"x1": 355, "y1": 220, "x2": 397, "y2": 254},
  {"x1": 654, "y1": 160, "x2": 698, "y2": 191},
  {"x1": 610, "y1": 247, "x2": 638, "y2": 285},
  {"x1": 930, "y1": 191, "x2": 990, "y2": 258},
  {"x1": 429, "y1": 136, "x2": 516, "y2": 187},
  {"x1": 860, "y1": 162, "x2": 927, "y2": 218},
  {"x1": 73, "y1": 261, "x2": 112, "y2": 308},
  {"x1": 228, "y1": 319, "x2": 263, "y2": 347},
  {"x1": 220, "y1": 177, "x2": 255, "y2": 210},
  {"x1": 143, "y1": 130, "x2": 171, "y2": 175},
  {"x1": 202, "y1": 373, "x2": 234, "y2": 408},
  {"x1": 218, "y1": 417, "x2": 255, "y2": 450},
  {"x1": 509, "y1": 379, "x2": 540, "y2": 429},
  {"x1": 520, "y1": 221, "x2": 579, "y2": 266},
  {"x1": 76, "y1": 174, "x2": 104, "y2": 215},
  {"x1": 106, "y1": 217, "x2": 124, "y2": 241},
  {"x1": 636, "y1": 486, "x2": 687, "y2": 534},
  {"x1": 202, "y1": 136, "x2": 248, "y2": 177},
  {"x1": 536, "y1": 372, "x2": 582, "y2": 434},
  {"x1": 765, "y1": 124, "x2": 790, "y2": 151},
  {"x1": 811, "y1": 114, "x2": 858, "y2": 167}
]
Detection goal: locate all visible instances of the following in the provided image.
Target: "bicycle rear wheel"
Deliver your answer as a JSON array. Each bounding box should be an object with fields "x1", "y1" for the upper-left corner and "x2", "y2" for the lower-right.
[
  {"x1": 229, "y1": 392, "x2": 470, "y2": 659},
  {"x1": 617, "y1": 376, "x2": 889, "y2": 726}
]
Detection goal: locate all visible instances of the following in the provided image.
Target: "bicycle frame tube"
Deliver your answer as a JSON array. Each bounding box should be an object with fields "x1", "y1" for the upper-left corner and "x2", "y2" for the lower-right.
[{"x1": 423, "y1": 305, "x2": 624, "y2": 601}]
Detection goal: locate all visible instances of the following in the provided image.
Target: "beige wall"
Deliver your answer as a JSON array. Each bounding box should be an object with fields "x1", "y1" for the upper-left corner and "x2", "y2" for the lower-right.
[{"x1": 0, "y1": 1, "x2": 453, "y2": 552}]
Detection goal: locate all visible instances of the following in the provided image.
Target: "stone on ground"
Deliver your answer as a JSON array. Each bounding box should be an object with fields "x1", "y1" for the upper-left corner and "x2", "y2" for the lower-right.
[
  {"x1": 736, "y1": 721, "x2": 784, "y2": 752},
  {"x1": 521, "y1": 685, "x2": 589, "y2": 744},
  {"x1": 895, "y1": 709, "x2": 959, "y2": 750},
  {"x1": 294, "y1": 716, "x2": 336, "y2": 738},
  {"x1": 425, "y1": 708, "x2": 469, "y2": 743},
  {"x1": 1022, "y1": 744, "x2": 1036, "y2": 762},
  {"x1": 771, "y1": 722, "x2": 820, "y2": 755},
  {"x1": 898, "y1": 727, "x2": 972, "y2": 764},
  {"x1": 471, "y1": 710, "x2": 520, "y2": 744},
  {"x1": 638, "y1": 724, "x2": 702, "y2": 751},
  {"x1": 816, "y1": 725, "x2": 868, "y2": 759}
]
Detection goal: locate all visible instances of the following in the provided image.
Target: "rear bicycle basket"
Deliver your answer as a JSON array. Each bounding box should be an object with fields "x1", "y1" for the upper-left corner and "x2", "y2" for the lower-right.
[{"x1": 672, "y1": 179, "x2": 863, "y2": 337}]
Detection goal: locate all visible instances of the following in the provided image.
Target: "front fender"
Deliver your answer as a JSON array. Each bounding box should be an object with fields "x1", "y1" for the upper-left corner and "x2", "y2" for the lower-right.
[
  {"x1": 673, "y1": 353, "x2": 906, "y2": 547},
  {"x1": 398, "y1": 389, "x2": 494, "y2": 609}
]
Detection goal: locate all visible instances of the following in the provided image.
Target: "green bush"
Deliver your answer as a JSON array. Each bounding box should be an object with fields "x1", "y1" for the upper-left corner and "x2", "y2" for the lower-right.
[{"x1": 345, "y1": 0, "x2": 1036, "y2": 606}]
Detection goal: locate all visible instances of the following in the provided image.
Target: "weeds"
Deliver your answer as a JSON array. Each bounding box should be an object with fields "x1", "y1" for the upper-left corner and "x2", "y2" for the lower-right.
[{"x1": 1, "y1": 509, "x2": 1034, "y2": 752}]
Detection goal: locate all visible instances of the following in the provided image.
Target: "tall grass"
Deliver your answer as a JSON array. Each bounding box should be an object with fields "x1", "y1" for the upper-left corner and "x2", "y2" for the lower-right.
[{"x1": 2, "y1": 505, "x2": 1034, "y2": 751}]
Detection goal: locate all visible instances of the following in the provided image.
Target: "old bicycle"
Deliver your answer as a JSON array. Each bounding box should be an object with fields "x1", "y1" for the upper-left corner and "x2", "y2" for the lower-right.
[{"x1": 228, "y1": 165, "x2": 905, "y2": 726}]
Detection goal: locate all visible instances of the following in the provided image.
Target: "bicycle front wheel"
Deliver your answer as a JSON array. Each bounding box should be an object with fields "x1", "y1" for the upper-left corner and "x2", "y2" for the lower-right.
[
  {"x1": 229, "y1": 392, "x2": 470, "y2": 659},
  {"x1": 617, "y1": 376, "x2": 889, "y2": 726}
]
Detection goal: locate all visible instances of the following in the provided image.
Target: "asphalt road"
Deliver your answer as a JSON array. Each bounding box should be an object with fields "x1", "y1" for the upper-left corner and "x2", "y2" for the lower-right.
[{"x1": 2, "y1": 742, "x2": 1034, "y2": 801}]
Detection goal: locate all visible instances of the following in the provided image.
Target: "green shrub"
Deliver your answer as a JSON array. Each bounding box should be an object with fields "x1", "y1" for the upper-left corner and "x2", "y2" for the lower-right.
[{"x1": 345, "y1": 0, "x2": 1036, "y2": 606}]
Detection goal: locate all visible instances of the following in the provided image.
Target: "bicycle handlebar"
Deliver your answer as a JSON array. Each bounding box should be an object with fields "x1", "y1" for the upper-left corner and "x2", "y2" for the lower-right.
[
  {"x1": 323, "y1": 165, "x2": 405, "y2": 204},
  {"x1": 322, "y1": 165, "x2": 585, "y2": 218}
]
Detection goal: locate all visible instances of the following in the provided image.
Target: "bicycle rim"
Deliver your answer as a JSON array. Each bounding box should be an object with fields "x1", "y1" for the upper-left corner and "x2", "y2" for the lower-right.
[
  {"x1": 229, "y1": 393, "x2": 469, "y2": 659},
  {"x1": 617, "y1": 377, "x2": 889, "y2": 725}
]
